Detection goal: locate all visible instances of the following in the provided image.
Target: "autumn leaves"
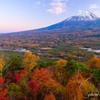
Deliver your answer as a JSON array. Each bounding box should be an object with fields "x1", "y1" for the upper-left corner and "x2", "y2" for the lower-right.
[
  {"x1": 22, "y1": 51, "x2": 39, "y2": 73},
  {"x1": 0, "y1": 51, "x2": 99, "y2": 100}
]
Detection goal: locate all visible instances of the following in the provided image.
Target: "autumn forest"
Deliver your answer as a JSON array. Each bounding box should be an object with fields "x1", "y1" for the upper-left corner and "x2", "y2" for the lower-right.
[{"x1": 0, "y1": 51, "x2": 100, "y2": 100}]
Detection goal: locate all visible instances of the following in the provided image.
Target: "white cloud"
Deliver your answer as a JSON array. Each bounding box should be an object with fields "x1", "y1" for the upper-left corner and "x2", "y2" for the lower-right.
[
  {"x1": 47, "y1": 0, "x2": 68, "y2": 15},
  {"x1": 36, "y1": 1, "x2": 41, "y2": 5},
  {"x1": 89, "y1": 4, "x2": 98, "y2": 9}
]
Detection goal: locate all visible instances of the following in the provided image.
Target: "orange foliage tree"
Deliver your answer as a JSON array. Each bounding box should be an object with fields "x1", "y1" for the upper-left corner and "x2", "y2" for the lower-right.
[
  {"x1": 32, "y1": 68, "x2": 64, "y2": 94},
  {"x1": 88, "y1": 55, "x2": 100, "y2": 69},
  {"x1": 44, "y1": 92, "x2": 56, "y2": 100},
  {"x1": 66, "y1": 73, "x2": 87, "y2": 100},
  {"x1": 66, "y1": 73, "x2": 99, "y2": 100}
]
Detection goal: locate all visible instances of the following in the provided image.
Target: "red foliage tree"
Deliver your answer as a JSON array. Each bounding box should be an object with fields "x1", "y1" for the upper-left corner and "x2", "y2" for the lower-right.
[
  {"x1": 15, "y1": 70, "x2": 27, "y2": 83},
  {"x1": 0, "y1": 78, "x2": 4, "y2": 84},
  {"x1": 0, "y1": 88, "x2": 9, "y2": 100},
  {"x1": 27, "y1": 80, "x2": 39, "y2": 100}
]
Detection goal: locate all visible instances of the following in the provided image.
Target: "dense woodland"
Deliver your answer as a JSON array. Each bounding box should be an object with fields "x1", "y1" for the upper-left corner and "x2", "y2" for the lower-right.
[
  {"x1": 0, "y1": 51, "x2": 100, "y2": 100},
  {"x1": 0, "y1": 33, "x2": 100, "y2": 62}
]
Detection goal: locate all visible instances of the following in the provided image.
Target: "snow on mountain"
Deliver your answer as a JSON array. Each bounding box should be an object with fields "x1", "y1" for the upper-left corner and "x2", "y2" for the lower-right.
[
  {"x1": 66, "y1": 10, "x2": 99, "y2": 21},
  {"x1": 11, "y1": 10, "x2": 100, "y2": 35},
  {"x1": 32, "y1": 11, "x2": 100, "y2": 32}
]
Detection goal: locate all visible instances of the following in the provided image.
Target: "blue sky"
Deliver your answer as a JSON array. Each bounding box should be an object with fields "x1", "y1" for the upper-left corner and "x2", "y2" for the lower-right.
[{"x1": 0, "y1": 0, "x2": 100, "y2": 33}]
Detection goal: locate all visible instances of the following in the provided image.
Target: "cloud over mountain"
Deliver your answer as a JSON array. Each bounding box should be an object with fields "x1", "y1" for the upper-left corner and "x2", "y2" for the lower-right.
[
  {"x1": 89, "y1": 4, "x2": 98, "y2": 9},
  {"x1": 47, "y1": 0, "x2": 68, "y2": 14}
]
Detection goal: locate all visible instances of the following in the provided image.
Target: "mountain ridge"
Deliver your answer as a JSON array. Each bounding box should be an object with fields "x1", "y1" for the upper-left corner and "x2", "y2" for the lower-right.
[
  {"x1": 32, "y1": 10, "x2": 100, "y2": 32},
  {"x1": 4, "y1": 10, "x2": 100, "y2": 37}
]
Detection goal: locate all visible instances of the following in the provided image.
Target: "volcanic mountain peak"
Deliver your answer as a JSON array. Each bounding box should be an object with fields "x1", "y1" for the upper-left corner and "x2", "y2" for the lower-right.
[
  {"x1": 10, "y1": 10, "x2": 100, "y2": 34},
  {"x1": 66, "y1": 10, "x2": 99, "y2": 21}
]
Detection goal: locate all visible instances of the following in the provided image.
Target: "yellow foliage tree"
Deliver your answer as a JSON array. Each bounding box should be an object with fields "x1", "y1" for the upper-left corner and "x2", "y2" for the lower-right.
[
  {"x1": 55, "y1": 59, "x2": 67, "y2": 69},
  {"x1": 82, "y1": 81, "x2": 99, "y2": 97},
  {"x1": 22, "y1": 51, "x2": 39, "y2": 73},
  {"x1": 0, "y1": 58, "x2": 4, "y2": 77},
  {"x1": 54, "y1": 59, "x2": 68, "y2": 84}
]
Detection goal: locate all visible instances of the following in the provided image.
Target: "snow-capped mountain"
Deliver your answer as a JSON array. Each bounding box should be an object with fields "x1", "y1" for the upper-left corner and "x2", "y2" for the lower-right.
[
  {"x1": 11, "y1": 10, "x2": 100, "y2": 37},
  {"x1": 66, "y1": 10, "x2": 98, "y2": 21},
  {"x1": 33, "y1": 10, "x2": 100, "y2": 31}
]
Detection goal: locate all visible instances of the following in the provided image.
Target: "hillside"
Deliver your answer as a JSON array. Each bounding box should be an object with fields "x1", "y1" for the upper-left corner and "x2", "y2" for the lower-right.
[{"x1": 0, "y1": 11, "x2": 100, "y2": 60}]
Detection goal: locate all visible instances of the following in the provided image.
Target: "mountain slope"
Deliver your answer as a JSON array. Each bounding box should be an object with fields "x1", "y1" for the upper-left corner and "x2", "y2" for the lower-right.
[
  {"x1": 34, "y1": 10, "x2": 100, "y2": 32},
  {"x1": 8, "y1": 10, "x2": 100, "y2": 38}
]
